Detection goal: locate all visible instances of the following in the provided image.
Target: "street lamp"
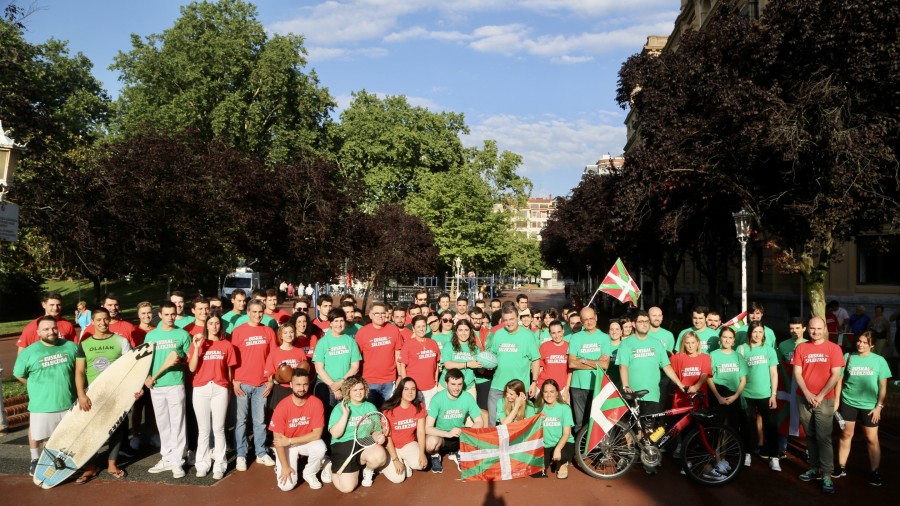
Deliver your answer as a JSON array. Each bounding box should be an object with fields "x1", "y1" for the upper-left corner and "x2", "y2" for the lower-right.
[
  {"x1": 0, "y1": 121, "x2": 26, "y2": 203},
  {"x1": 454, "y1": 257, "x2": 462, "y2": 298},
  {"x1": 732, "y1": 209, "x2": 752, "y2": 313},
  {"x1": 586, "y1": 264, "x2": 592, "y2": 294}
]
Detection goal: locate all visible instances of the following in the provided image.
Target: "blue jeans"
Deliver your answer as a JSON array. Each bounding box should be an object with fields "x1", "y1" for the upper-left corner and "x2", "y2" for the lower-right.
[
  {"x1": 234, "y1": 383, "x2": 267, "y2": 459},
  {"x1": 367, "y1": 382, "x2": 395, "y2": 409}
]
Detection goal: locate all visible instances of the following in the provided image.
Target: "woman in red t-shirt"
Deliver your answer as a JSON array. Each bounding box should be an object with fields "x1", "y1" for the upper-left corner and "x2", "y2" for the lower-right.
[
  {"x1": 670, "y1": 331, "x2": 712, "y2": 408},
  {"x1": 266, "y1": 323, "x2": 311, "y2": 409},
  {"x1": 380, "y1": 377, "x2": 428, "y2": 483},
  {"x1": 187, "y1": 314, "x2": 237, "y2": 479}
]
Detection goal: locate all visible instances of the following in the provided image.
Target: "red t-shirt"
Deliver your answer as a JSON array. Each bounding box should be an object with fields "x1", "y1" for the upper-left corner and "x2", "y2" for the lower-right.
[
  {"x1": 188, "y1": 339, "x2": 237, "y2": 388},
  {"x1": 268, "y1": 395, "x2": 325, "y2": 438},
  {"x1": 383, "y1": 402, "x2": 426, "y2": 449},
  {"x1": 81, "y1": 320, "x2": 137, "y2": 347},
  {"x1": 307, "y1": 324, "x2": 325, "y2": 353},
  {"x1": 267, "y1": 309, "x2": 292, "y2": 324},
  {"x1": 670, "y1": 353, "x2": 712, "y2": 408},
  {"x1": 312, "y1": 318, "x2": 330, "y2": 331},
  {"x1": 17, "y1": 316, "x2": 77, "y2": 348},
  {"x1": 399, "y1": 327, "x2": 414, "y2": 346},
  {"x1": 132, "y1": 325, "x2": 154, "y2": 347},
  {"x1": 182, "y1": 322, "x2": 205, "y2": 339},
  {"x1": 400, "y1": 338, "x2": 440, "y2": 390},
  {"x1": 538, "y1": 340, "x2": 570, "y2": 388},
  {"x1": 790, "y1": 340, "x2": 845, "y2": 399},
  {"x1": 356, "y1": 323, "x2": 403, "y2": 384},
  {"x1": 232, "y1": 323, "x2": 276, "y2": 386},
  {"x1": 264, "y1": 347, "x2": 310, "y2": 387}
]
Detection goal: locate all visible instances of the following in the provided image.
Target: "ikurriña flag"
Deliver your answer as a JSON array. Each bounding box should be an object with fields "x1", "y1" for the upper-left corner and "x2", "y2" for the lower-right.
[
  {"x1": 459, "y1": 415, "x2": 544, "y2": 481},
  {"x1": 584, "y1": 366, "x2": 629, "y2": 453},
  {"x1": 723, "y1": 311, "x2": 748, "y2": 331},
  {"x1": 599, "y1": 258, "x2": 641, "y2": 307}
]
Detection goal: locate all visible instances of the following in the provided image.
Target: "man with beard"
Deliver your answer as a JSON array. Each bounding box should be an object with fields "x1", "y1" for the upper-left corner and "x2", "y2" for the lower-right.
[{"x1": 269, "y1": 369, "x2": 327, "y2": 491}]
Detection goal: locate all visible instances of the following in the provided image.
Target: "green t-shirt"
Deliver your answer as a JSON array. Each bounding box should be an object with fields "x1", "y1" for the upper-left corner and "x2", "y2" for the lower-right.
[
  {"x1": 440, "y1": 344, "x2": 478, "y2": 388},
  {"x1": 615, "y1": 336, "x2": 670, "y2": 402},
  {"x1": 567, "y1": 329, "x2": 611, "y2": 390},
  {"x1": 13, "y1": 340, "x2": 78, "y2": 413},
  {"x1": 709, "y1": 350, "x2": 747, "y2": 392},
  {"x1": 540, "y1": 401, "x2": 575, "y2": 446},
  {"x1": 232, "y1": 313, "x2": 278, "y2": 332},
  {"x1": 221, "y1": 311, "x2": 244, "y2": 334},
  {"x1": 606, "y1": 340, "x2": 623, "y2": 387},
  {"x1": 76, "y1": 334, "x2": 131, "y2": 384},
  {"x1": 427, "y1": 390, "x2": 481, "y2": 431},
  {"x1": 145, "y1": 327, "x2": 191, "y2": 387},
  {"x1": 738, "y1": 344, "x2": 778, "y2": 399},
  {"x1": 841, "y1": 353, "x2": 891, "y2": 409},
  {"x1": 489, "y1": 327, "x2": 540, "y2": 390},
  {"x1": 174, "y1": 316, "x2": 194, "y2": 329},
  {"x1": 735, "y1": 325, "x2": 777, "y2": 349},
  {"x1": 432, "y1": 332, "x2": 453, "y2": 354},
  {"x1": 328, "y1": 401, "x2": 378, "y2": 443},
  {"x1": 676, "y1": 327, "x2": 720, "y2": 354},
  {"x1": 495, "y1": 397, "x2": 538, "y2": 423},
  {"x1": 345, "y1": 322, "x2": 361, "y2": 338},
  {"x1": 312, "y1": 331, "x2": 361, "y2": 381},
  {"x1": 649, "y1": 327, "x2": 675, "y2": 353},
  {"x1": 777, "y1": 338, "x2": 806, "y2": 364}
]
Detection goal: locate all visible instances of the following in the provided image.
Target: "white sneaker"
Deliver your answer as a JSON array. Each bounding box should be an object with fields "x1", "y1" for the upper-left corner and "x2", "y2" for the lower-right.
[
  {"x1": 361, "y1": 468, "x2": 375, "y2": 487},
  {"x1": 769, "y1": 458, "x2": 782, "y2": 472},
  {"x1": 320, "y1": 458, "x2": 332, "y2": 484},
  {"x1": 196, "y1": 467, "x2": 208, "y2": 478},
  {"x1": 256, "y1": 454, "x2": 276, "y2": 467},
  {"x1": 172, "y1": 466, "x2": 186, "y2": 479},
  {"x1": 186, "y1": 450, "x2": 196, "y2": 467},
  {"x1": 744, "y1": 454, "x2": 751, "y2": 467},
  {"x1": 148, "y1": 460, "x2": 173, "y2": 474},
  {"x1": 405, "y1": 463, "x2": 413, "y2": 478},
  {"x1": 236, "y1": 457, "x2": 248, "y2": 471},
  {"x1": 305, "y1": 474, "x2": 322, "y2": 490},
  {"x1": 212, "y1": 471, "x2": 224, "y2": 480}
]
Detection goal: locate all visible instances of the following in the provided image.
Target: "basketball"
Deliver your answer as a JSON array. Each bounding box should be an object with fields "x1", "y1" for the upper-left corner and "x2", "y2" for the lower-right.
[
  {"x1": 475, "y1": 351, "x2": 498, "y2": 370},
  {"x1": 274, "y1": 363, "x2": 295, "y2": 384}
]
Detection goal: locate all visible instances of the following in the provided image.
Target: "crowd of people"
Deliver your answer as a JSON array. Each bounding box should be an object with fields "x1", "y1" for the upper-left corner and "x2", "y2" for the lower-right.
[{"x1": 6, "y1": 289, "x2": 892, "y2": 495}]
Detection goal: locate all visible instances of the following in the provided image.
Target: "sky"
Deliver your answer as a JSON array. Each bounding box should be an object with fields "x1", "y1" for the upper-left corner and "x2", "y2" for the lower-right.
[{"x1": 19, "y1": 0, "x2": 678, "y2": 199}]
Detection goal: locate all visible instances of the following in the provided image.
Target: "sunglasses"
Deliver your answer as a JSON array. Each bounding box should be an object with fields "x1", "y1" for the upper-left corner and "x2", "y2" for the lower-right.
[{"x1": 441, "y1": 318, "x2": 453, "y2": 323}]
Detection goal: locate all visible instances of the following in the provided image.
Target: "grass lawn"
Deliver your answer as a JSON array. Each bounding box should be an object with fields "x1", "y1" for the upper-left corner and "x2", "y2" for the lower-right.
[
  {"x1": 2, "y1": 377, "x2": 26, "y2": 399},
  {"x1": 0, "y1": 279, "x2": 167, "y2": 334}
]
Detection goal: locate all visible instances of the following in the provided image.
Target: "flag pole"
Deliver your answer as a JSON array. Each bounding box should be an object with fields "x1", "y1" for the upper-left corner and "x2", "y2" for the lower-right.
[{"x1": 585, "y1": 284, "x2": 604, "y2": 308}]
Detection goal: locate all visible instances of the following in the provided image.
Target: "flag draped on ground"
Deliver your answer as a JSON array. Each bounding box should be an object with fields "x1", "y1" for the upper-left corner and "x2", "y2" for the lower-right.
[
  {"x1": 459, "y1": 415, "x2": 544, "y2": 481},
  {"x1": 599, "y1": 258, "x2": 641, "y2": 307},
  {"x1": 723, "y1": 311, "x2": 748, "y2": 331},
  {"x1": 584, "y1": 367, "x2": 629, "y2": 454}
]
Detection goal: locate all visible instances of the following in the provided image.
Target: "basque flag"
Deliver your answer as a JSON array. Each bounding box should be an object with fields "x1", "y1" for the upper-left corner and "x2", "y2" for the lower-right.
[
  {"x1": 584, "y1": 367, "x2": 629, "y2": 453},
  {"x1": 459, "y1": 415, "x2": 544, "y2": 481}
]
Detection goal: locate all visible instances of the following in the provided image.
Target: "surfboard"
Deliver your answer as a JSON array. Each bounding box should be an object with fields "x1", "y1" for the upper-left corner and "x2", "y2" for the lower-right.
[{"x1": 33, "y1": 341, "x2": 155, "y2": 489}]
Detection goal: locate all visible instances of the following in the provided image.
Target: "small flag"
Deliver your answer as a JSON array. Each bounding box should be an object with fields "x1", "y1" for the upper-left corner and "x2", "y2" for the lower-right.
[
  {"x1": 599, "y1": 258, "x2": 641, "y2": 307},
  {"x1": 723, "y1": 311, "x2": 748, "y2": 331},
  {"x1": 459, "y1": 415, "x2": 544, "y2": 481},
  {"x1": 584, "y1": 367, "x2": 629, "y2": 453},
  {"x1": 776, "y1": 358, "x2": 805, "y2": 438}
]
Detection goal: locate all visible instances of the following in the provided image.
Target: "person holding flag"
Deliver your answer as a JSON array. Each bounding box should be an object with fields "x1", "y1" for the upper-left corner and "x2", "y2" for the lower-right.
[
  {"x1": 535, "y1": 379, "x2": 574, "y2": 479},
  {"x1": 567, "y1": 307, "x2": 611, "y2": 435}
]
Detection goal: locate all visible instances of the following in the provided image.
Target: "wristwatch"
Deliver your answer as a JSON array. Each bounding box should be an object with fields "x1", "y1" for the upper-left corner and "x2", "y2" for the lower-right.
[{"x1": 580, "y1": 358, "x2": 586, "y2": 365}]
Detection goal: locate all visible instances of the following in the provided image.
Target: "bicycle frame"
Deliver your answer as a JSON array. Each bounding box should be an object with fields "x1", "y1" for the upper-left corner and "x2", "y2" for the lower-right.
[{"x1": 622, "y1": 395, "x2": 718, "y2": 457}]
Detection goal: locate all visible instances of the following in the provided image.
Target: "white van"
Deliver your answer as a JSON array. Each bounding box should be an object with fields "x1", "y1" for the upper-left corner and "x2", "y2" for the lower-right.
[{"x1": 221, "y1": 267, "x2": 261, "y2": 299}]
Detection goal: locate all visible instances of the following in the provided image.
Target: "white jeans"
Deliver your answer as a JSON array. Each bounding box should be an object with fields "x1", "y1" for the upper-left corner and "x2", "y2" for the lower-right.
[
  {"x1": 380, "y1": 441, "x2": 426, "y2": 483},
  {"x1": 274, "y1": 439, "x2": 328, "y2": 491},
  {"x1": 150, "y1": 385, "x2": 187, "y2": 467},
  {"x1": 192, "y1": 382, "x2": 229, "y2": 473}
]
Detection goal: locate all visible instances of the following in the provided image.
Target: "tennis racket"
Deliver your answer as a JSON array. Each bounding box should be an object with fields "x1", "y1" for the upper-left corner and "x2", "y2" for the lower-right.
[{"x1": 335, "y1": 410, "x2": 390, "y2": 474}]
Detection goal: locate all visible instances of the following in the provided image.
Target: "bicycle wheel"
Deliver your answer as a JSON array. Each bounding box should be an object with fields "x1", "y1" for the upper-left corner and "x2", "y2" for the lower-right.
[
  {"x1": 575, "y1": 420, "x2": 639, "y2": 479},
  {"x1": 680, "y1": 424, "x2": 743, "y2": 486}
]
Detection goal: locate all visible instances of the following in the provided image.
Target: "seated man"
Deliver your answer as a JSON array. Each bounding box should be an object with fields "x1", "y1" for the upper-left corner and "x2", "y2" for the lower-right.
[{"x1": 425, "y1": 368, "x2": 484, "y2": 473}]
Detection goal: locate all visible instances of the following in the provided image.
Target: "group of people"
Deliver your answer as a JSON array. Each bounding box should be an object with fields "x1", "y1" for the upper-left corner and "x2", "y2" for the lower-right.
[{"x1": 8, "y1": 290, "x2": 892, "y2": 496}]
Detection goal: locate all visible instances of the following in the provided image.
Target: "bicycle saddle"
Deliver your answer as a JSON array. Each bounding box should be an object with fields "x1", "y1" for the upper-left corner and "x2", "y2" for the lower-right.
[{"x1": 622, "y1": 389, "x2": 650, "y2": 401}]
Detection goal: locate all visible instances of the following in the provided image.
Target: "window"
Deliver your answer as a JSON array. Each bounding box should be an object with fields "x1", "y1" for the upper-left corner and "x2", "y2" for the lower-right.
[{"x1": 857, "y1": 235, "x2": 900, "y2": 285}]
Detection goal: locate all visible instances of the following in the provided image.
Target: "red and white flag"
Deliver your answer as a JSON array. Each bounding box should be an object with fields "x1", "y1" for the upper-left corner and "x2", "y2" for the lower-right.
[
  {"x1": 599, "y1": 258, "x2": 641, "y2": 307},
  {"x1": 584, "y1": 367, "x2": 629, "y2": 453}
]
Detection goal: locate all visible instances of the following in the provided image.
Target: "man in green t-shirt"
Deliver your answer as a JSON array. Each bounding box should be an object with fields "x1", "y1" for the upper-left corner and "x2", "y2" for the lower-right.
[
  {"x1": 221, "y1": 289, "x2": 248, "y2": 335},
  {"x1": 425, "y1": 368, "x2": 483, "y2": 473},
  {"x1": 487, "y1": 307, "x2": 540, "y2": 427},
  {"x1": 567, "y1": 307, "x2": 610, "y2": 435},
  {"x1": 675, "y1": 306, "x2": 720, "y2": 353},
  {"x1": 618, "y1": 311, "x2": 686, "y2": 415},
  {"x1": 648, "y1": 306, "x2": 675, "y2": 354},
  {"x1": 13, "y1": 316, "x2": 78, "y2": 476},
  {"x1": 74, "y1": 307, "x2": 133, "y2": 482}
]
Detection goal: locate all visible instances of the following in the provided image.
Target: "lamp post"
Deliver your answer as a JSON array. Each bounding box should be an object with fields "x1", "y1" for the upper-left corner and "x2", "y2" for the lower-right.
[
  {"x1": 586, "y1": 264, "x2": 592, "y2": 294},
  {"x1": 454, "y1": 257, "x2": 462, "y2": 299},
  {"x1": 732, "y1": 209, "x2": 752, "y2": 314}
]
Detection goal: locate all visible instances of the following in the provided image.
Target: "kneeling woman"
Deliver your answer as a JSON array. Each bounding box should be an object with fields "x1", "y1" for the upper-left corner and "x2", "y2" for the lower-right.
[
  {"x1": 326, "y1": 377, "x2": 388, "y2": 492},
  {"x1": 536, "y1": 379, "x2": 574, "y2": 479},
  {"x1": 380, "y1": 377, "x2": 429, "y2": 483}
]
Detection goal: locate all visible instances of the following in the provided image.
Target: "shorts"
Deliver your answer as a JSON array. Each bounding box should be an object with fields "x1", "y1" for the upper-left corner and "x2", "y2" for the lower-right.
[
  {"x1": 475, "y1": 381, "x2": 491, "y2": 410},
  {"x1": 330, "y1": 439, "x2": 362, "y2": 474},
  {"x1": 440, "y1": 436, "x2": 461, "y2": 454},
  {"x1": 30, "y1": 411, "x2": 68, "y2": 440},
  {"x1": 839, "y1": 403, "x2": 878, "y2": 428}
]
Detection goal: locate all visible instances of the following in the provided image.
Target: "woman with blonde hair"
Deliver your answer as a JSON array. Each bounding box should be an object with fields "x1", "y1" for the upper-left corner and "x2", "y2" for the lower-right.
[
  {"x1": 325, "y1": 377, "x2": 387, "y2": 492},
  {"x1": 496, "y1": 379, "x2": 538, "y2": 425}
]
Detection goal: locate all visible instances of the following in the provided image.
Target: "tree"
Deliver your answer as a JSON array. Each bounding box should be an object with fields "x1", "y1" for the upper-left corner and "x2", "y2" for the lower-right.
[
  {"x1": 111, "y1": 0, "x2": 334, "y2": 162},
  {"x1": 335, "y1": 91, "x2": 467, "y2": 209},
  {"x1": 617, "y1": 0, "x2": 899, "y2": 316},
  {"x1": 507, "y1": 232, "x2": 543, "y2": 280}
]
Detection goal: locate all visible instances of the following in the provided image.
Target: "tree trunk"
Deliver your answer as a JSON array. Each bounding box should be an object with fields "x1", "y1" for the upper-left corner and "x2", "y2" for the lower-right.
[
  {"x1": 803, "y1": 263, "x2": 828, "y2": 319},
  {"x1": 88, "y1": 273, "x2": 103, "y2": 306}
]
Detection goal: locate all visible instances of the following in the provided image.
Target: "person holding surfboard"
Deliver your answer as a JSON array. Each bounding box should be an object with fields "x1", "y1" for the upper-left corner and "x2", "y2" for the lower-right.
[
  {"x1": 74, "y1": 307, "x2": 134, "y2": 483},
  {"x1": 144, "y1": 301, "x2": 192, "y2": 479},
  {"x1": 13, "y1": 316, "x2": 78, "y2": 476}
]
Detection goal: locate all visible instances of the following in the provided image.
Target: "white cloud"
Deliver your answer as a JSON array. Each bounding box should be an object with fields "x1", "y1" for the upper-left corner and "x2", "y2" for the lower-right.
[
  {"x1": 307, "y1": 46, "x2": 389, "y2": 62},
  {"x1": 464, "y1": 113, "x2": 627, "y2": 197},
  {"x1": 332, "y1": 91, "x2": 443, "y2": 114}
]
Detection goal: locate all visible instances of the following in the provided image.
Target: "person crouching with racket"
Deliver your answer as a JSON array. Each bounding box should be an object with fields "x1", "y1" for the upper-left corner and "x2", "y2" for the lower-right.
[
  {"x1": 380, "y1": 377, "x2": 429, "y2": 483},
  {"x1": 325, "y1": 377, "x2": 389, "y2": 492},
  {"x1": 269, "y1": 368, "x2": 327, "y2": 491}
]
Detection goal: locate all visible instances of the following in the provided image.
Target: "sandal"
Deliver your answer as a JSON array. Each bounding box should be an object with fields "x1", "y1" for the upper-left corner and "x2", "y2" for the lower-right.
[
  {"x1": 107, "y1": 469, "x2": 127, "y2": 480},
  {"x1": 75, "y1": 472, "x2": 97, "y2": 485}
]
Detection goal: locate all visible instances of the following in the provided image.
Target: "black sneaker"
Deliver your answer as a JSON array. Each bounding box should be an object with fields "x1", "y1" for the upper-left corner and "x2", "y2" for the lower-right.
[
  {"x1": 29, "y1": 459, "x2": 38, "y2": 476},
  {"x1": 430, "y1": 455, "x2": 443, "y2": 474},
  {"x1": 832, "y1": 466, "x2": 846, "y2": 478},
  {"x1": 869, "y1": 470, "x2": 882, "y2": 487}
]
